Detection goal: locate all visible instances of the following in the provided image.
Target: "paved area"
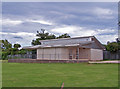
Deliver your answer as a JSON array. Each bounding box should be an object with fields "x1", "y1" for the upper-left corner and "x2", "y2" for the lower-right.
[{"x1": 89, "y1": 60, "x2": 120, "y2": 64}]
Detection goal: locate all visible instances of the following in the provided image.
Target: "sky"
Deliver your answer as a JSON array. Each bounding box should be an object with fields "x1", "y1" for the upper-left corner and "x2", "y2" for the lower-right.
[{"x1": 1, "y1": 2, "x2": 118, "y2": 47}]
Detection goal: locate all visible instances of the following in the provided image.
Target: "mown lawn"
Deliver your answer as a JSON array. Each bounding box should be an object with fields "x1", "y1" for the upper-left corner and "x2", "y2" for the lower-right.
[{"x1": 2, "y1": 63, "x2": 118, "y2": 87}]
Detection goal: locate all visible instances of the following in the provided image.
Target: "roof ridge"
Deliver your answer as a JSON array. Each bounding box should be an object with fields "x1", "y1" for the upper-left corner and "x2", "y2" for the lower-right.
[{"x1": 40, "y1": 36, "x2": 94, "y2": 42}]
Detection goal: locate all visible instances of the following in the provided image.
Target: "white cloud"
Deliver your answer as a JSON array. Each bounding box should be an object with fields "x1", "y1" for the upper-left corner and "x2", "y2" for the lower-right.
[
  {"x1": 51, "y1": 25, "x2": 96, "y2": 36},
  {"x1": 2, "y1": 18, "x2": 54, "y2": 26},
  {"x1": 96, "y1": 34, "x2": 118, "y2": 44},
  {"x1": 93, "y1": 7, "x2": 113, "y2": 15},
  {"x1": 96, "y1": 28, "x2": 116, "y2": 34},
  {"x1": 27, "y1": 19, "x2": 53, "y2": 25},
  {"x1": 51, "y1": 25, "x2": 78, "y2": 33},
  {"x1": 2, "y1": 19, "x2": 23, "y2": 25},
  {"x1": 0, "y1": 32, "x2": 36, "y2": 36},
  {"x1": 11, "y1": 32, "x2": 35, "y2": 36},
  {"x1": 92, "y1": 7, "x2": 114, "y2": 19},
  {"x1": 0, "y1": 32, "x2": 7, "y2": 35},
  {"x1": 1, "y1": 32, "x2": 37, "y2": 47},
  {"x1": 50, "y1": 25, "x2": 117, "y2": 44}
]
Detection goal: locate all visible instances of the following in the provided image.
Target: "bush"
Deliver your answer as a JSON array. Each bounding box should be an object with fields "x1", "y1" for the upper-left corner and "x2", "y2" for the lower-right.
[{"x1": 2, "y1": 52, "x2": 8, "y2": 60}]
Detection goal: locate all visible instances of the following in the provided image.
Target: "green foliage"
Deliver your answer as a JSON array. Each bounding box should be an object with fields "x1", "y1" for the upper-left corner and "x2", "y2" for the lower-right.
[
  {"x1": 0, "y1": 39, "x2": 27, "y2": 60},
  {"x1": 0, "y1": 39, "x2": 12, "y2": 60},
  {"x1": 32, "y1": 29, "x2": 57, "y2": 45},
  {"x1": 32, "y1": 29, "x2": 71, "y2": 45},
  {"x1": 18, "y1": 49, "x2": 27, "y2": 54},
  {"x1": 105, "y1": 41, "x2": 119, "y2": 52},
  {"x1": 10, "y1": 48, "x2": 18, "y2": 55},
  {"x1": 31, "y1": 38, "x2": 41, "y2": 46},
  {"x1": 2, "y1": 52, "x2": 8, "y2": 60},
  {"x1": 57, "y1": 33, "x2": 70, "y2": 39},
  {"x1": 13, "y1": 43, "x2": 21, "y2": 49},
  {"x1": 36, "y1": 30, "x2": 56, "y2": 40},
  {"x1": 116, "y1": 38, "x2": 120, "y2": 43},
  {"x1": 1, "y1": 39, "x2": 12, "y2": 50}
]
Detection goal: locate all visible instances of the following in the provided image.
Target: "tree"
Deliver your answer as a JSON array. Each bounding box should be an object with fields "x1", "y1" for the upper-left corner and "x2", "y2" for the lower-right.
[
  {"x1": 105, "y1": 42, "x2": 119, "y2": 52},
  {"x1": 18, "y1": 49, "x2": 27, "y2": 54},
  {"x1": 0, "y1": 39, "x2": 30, "y2": 60},
  {"x1": 32, "y1": 29, "x2": 56, "y2": 45},
  {"x1": 13, "y1": 43, "x2": 21, "y2": 49},
  {"x1": 57, "y1": 33, "x2": 70, "y2": 39},
  {"x1": 0, "y1": 39, "x2": 12, "y2": 60},
  {"x1": 116, "y1": 38, "x2": 120, "y2": 43},
  {"x1": 32, "y1": 29, "x2": 71, "y2": 45},
  {"x1": 31, "y1": 38, "x2": 41, "y2": 46},
  {"x1": 1, "y1": 39, "x2": 12, "y2": 50},
  {"x1": 36, "y1": 29, "x2": 56, "y2": 40},
  {"x1": 10, "y1": 48, "x2": 18, "y2": 55}
]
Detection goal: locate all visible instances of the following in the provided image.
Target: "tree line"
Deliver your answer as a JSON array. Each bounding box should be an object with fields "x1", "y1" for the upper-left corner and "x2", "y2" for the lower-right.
[
  {"x1": 103, "y1": 38, "x2": 120, "y2": 52},
  {"x1": 0, "y1": 39, "x2": 26, "y2": 60}
]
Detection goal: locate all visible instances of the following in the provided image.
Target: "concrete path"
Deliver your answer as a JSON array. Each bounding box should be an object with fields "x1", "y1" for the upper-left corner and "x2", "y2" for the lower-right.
[{"x1": 89, "y1": 60, "x2": 120, "y2": 64}]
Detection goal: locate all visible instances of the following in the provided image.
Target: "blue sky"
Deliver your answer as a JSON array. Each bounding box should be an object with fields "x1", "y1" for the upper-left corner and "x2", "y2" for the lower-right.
[{"x1": 1, "y1": 2, "x2": 118, "y2": 47}]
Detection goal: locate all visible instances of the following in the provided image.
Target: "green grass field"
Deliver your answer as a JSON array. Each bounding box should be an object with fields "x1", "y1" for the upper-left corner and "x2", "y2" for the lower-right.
[{"x1": 2, "y1": 62, "x2": 118, "y2": 87}]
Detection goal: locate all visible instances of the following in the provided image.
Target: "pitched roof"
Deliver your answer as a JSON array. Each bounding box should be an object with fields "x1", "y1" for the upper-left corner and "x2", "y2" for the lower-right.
[
  {"x1": 23, "y1": 36, "x2": 105, "y2": 50},
  {"x1": 23, "y1": 41, "x2": 94, "y2": 49}
]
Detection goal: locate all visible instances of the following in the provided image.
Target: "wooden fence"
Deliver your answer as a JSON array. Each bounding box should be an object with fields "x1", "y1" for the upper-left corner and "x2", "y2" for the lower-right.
[{"x1": 103, "y1": 50, "x2": 120, "y2": 60}]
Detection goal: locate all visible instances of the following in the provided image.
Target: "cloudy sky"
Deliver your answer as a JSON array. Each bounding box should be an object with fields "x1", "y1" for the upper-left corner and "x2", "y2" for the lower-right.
[{"x1": 1, "y1": 2, "x2": 118, "y2": 47}]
